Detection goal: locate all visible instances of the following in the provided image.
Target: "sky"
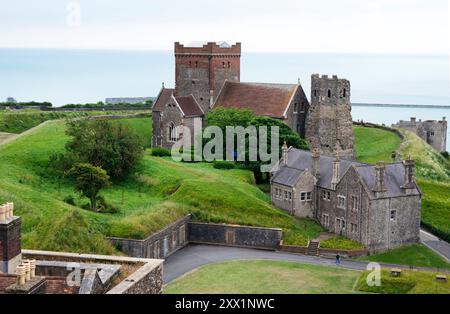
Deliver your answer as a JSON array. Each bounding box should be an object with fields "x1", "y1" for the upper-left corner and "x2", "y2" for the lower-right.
[{"x1": 0, "y1": 0, "x2": 449, "y2": 54}]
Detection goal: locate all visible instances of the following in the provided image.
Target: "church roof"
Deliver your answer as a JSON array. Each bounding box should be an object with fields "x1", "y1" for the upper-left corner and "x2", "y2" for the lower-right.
[
  {"x1": 174, "y1": 95, "x2": 204, "y2": 117},
  {"x1": 153, "y1": 88, "x2": 175, "y2": 112},
  {"x1": 213, "y1": 82, "x2": 299, "y2": 119},
  {"x1": 153, "y1": 88, "x2": 203, "y2": 117}
]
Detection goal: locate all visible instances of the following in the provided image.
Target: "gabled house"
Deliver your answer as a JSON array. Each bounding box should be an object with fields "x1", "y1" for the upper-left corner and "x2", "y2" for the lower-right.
[{"x1": 270, "y1": 145, "x2": 422, "y2": 252}]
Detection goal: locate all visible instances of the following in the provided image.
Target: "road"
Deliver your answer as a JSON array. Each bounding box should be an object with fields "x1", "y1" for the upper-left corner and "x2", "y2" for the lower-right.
[
  {"x1": 420, "y1": 229, "x2": 450, "y2": 261},
  {"x1": 163, "y1": 244, "x2": 448, "y2": 284}
]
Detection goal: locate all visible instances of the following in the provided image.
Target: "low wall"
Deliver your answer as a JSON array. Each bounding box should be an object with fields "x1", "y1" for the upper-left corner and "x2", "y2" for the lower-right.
[
  {"x1": 188, "y1": 222, "x2": 282, "y2": 250},
  {"x1": 108, "y1": 215, "x2": 191, "y2": 259},
  {"x1": 319, "y1": 248, "x2": 368, "y2": 258},
  {"x1": 279, "y1": 245, "x2": 308, "y2": 254}
]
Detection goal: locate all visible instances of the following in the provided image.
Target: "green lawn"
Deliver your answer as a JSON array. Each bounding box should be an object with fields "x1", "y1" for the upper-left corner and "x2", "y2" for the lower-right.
[
  {"x1": 0, "y1": 117, "x2": 324, "y2": 254},
  {"x1": 164, "y1": 260, "x2": 361, "y2": 294},
  {"x1": 356, "y1": 269, "x2": 450, "y2": 294},
  {"x1": 358, "y1": 244, "x2": 450, "y2": 270},
  {"x1": 353, "y1": 126, "x2": 402, "y2": 164}
]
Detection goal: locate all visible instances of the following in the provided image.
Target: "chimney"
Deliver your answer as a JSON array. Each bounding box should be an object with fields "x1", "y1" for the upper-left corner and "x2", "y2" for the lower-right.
[
  {"x1": 311, "y1": 148, "x2": 321, "y2": 180},
  {"x1": 282, "y1": 142, "x2": 289, "y2": 166},
  {"x1": 331, "y1": 152, "x2": 340, "y2": 190},
  {"x1": 0, "y1": 202, "x2": 22, "y2": 274},
  {"x1": 372, "y1": 162, "x2": 387, "y2": 197},
  {"x1": 401, "y1": 156, "x2": 415, "y2": 192}
]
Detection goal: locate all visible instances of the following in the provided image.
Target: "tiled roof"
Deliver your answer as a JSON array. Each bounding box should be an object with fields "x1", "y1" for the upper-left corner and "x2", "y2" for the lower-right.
[
  {"x1": 175, "y1": 96, "x2": 204, "y2": 117},
  {"x1": 213, "y1": 82, "x2": 299, "y2": 118},
  {"x1": 271, "y1": 167, "x2": 304, "y2": 187},
  {"x1": 152, "y1": 88, "x2": 175, "y2": 112}
]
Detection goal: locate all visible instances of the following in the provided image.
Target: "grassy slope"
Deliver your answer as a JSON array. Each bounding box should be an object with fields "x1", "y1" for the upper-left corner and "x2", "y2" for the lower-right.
[
  {"x1": 0, "y1": 117, "x2": 323, "y2": 254},
  {"x1": 0, "y1": 110, "x2": 151, "y2": 134},
  {"x1": 356, "y1": 269, "x2": 450, "y2": 294},
  {"x1": 353, "y1": 126, "x2": 401, "y2": 164},
  {"x1": 164, "y1": 260, "x2": 361, "y2": 294},
  {"x1": 359, "y1": 244, "x2": 450, "y2": 269},
  {"x1": 397, "y1": 129, "x2": 450, "y2": 240}
]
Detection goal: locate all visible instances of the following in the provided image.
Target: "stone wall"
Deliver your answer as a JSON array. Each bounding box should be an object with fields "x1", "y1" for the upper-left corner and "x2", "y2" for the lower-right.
[
  {"x1": 0, "y1": 216, "x2": 22, "y2": 273},
  {"x1": 392, "y1": 118, "x2": 447, "y2": 152},
  {"x1": 107, "y1": 262, "x2": 163, "y2": 294},
  {"x1": 108, "y1": 215, "x2": 191, "y2": 259},
  {"x1": 188, "y1": 222, "x2": 282, "y2": 250}
]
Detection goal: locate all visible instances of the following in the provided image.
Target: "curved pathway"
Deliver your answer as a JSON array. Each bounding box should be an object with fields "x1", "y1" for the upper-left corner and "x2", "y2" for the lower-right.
[{"x1": 163, "y1": 244, "x2": 448, "y2": 284}]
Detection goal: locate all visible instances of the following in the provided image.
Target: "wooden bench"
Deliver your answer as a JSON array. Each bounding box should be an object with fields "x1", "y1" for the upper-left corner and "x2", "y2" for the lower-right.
[
  {"x1": 436, "y1": 275, "x2": 447, "y2": 282},
  {"x1": 390, "y1": 268, "x2": 402, "y2": 277}
]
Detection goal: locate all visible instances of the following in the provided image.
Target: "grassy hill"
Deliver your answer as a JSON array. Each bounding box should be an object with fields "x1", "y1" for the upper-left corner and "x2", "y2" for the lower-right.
[
  {"x1": 0, "y1": 117, "x2": 323, "y2": 254},
  {"x1": 354, "y1": 125, "x2": 401, "y2": 164}
]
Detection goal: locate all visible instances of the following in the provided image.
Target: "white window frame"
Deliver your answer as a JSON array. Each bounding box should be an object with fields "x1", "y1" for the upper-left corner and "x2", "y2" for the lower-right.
[
  {"x1": 168, "y1": 122, "x2": 179, "y2": 143},
  {"x1": 351, "y1": 195, "x2": 358, "y2": 212},
  {"x1": 337, "y1": 195, "x2": 346, "y2": 209},
  {"x1": 322, "y1": 214, "x2": 329, "y2": 227}
]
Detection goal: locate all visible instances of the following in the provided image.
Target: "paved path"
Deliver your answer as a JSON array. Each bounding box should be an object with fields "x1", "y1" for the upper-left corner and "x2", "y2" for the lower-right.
[
  {"x1": 420, "y1": 230, "x2": 450, "y2": 261},
  {"x1": 163, "y1": 244, "x2": 448, "y2": 284}
]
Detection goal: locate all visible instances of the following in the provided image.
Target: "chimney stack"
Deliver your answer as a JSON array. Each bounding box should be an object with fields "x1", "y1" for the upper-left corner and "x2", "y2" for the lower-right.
[
  {"x1": 281, "y1": 142, "x2": 289, "y2": 166},
  {"x1": 401, "y1": 156, "x2": 415, "y2": 193},
  {"x1": 372, "y1": 162, "x2": 387, "y2": 197},
  {"x1": 311, "y1": 148, "x2": 321, "y2": 180},
  {"x1": 331, "y1": 152, "x2": 340, "y2": 190},
  {"x1": 0, "y1": 202, "x2": 22, "y2": 274}
]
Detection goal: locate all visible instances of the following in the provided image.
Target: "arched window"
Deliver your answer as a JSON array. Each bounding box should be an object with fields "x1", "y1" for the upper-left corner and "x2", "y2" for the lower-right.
[
  {"x1": 328, "y1": 89, "x2": 331, "y2": 98},
  {"x1": 343, "y1": 89, "x2": 346, "y2": 97},
  {"x1": 168, "y1": 122, "x2": 178, "y2": 142}
]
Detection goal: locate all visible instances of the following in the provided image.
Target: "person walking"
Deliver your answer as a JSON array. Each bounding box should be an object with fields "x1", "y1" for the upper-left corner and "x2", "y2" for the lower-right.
[{"x1": 335, "y1": 254, "x2": 341, "y2": 266}]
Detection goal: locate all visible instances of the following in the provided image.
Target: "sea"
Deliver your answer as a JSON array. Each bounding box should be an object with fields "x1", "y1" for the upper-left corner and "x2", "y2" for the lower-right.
[{"x1": 0, "y1": 48, "x2": 449, "y2": 150}]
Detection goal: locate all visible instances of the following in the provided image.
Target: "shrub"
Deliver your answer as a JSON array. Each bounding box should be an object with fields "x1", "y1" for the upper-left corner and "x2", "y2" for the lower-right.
[
  {"x1": 441, "y1": 151, "x2": 449, "y2": 159},
  {"x1": 213, "y1": 161, "x2": 235, "y2": 170},
  {"x1": 96, "y1": 195, "x2": 119, "y2": 214},
  {"x1": 151, "y1": 147, "x2": 171, "y2": 157},
  {"x1": 63, "y1": 195, "x2": 76, "y2": 206}
]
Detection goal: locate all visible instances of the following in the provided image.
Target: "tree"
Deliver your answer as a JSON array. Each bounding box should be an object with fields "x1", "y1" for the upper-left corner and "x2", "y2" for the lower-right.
[
  {"x1": 67, "y1": 163, "x2": 110, "y2": 212},
  {"x1": 206, "y1": 107, "x2": 255, "y2": 130},
  {"x1": 64, "y1": 119, "x2": 144, "y2": 180}
]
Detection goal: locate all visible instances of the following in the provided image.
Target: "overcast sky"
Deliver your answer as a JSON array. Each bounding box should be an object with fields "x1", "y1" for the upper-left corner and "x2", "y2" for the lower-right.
[{"x1": 0, "y1": 0, "x2": 448, "y2": 54}]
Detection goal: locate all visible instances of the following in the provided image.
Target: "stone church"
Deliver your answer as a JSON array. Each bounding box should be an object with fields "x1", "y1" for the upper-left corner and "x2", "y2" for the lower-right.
[
  {"x1": 152, "y1": 41, "x2": 354, "y2": 157},
  {"x1": 270, "y1": 146, "x2": 422, "y2": 252}
]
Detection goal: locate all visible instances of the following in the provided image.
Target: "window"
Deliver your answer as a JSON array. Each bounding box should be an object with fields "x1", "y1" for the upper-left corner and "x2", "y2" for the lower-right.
[
  {"x1": 301, "y1": 192, "x2": 312, "y2": 202},
  {"x1": 337, "y1": 195, "x2": 346, "y2": 209},
  {"x1": 351, "y1": 223, "x2": 358, "y2": 233},
  {"x1": 288, "y1": 192, "x2": 292, "y2": 201},
  {"x1": 222, "y1": 61, "x2": 226, "y2": 68},
  {"x1": 322, "y1": 190, "x2": 331, "y2": 201},
  {"x1": 228, "y1": 61, "x2": 231, "y2": 68},
  {"x1": 390, "y1": 210, "x2": 397, "y2": 221},
  {"x1": 195, "y1": 61, "x2": 198, "y2": 67},
  {"x1": 351, "y1": 196, "x2": 358, "y2": 212},
  {"x1": 300, "y1": 103, "x2": 305, "y2": 112},
  {"x1": 328, "y1": 89, "x2": 331, "y2": 98},
  {"x1": 314, "y1": 90, "x2": 318, "y2": 97},
  {"x1": 284, "y1": 191, "x2": 288, "y2": 200},
  {"x1": 168, "y1": 122, "x2": 178, "y2": 142},
  {"x1": 343, "y1": 89, "x2": 347, "y2": 98},
  {"x1": 172, "y1": 231, "x2": 177, "y2": 248},
  {"x1": 431, "y1": 132, "x2": 435, "y2": 136},
  {"x1": 294, "y1": 103, "x2": 298, "y2": 114},
  {"x1": 322, "y1": 214, "x2": 330, "y2": 227}
]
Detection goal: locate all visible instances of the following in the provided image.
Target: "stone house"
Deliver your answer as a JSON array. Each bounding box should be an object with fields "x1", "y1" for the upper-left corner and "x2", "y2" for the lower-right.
[
  {"x1": 392, "y1": 117, "x2": 447, "y2": 153},
  {"x1": 270, "y1": 145, "x2": 422, "y2": 252}
]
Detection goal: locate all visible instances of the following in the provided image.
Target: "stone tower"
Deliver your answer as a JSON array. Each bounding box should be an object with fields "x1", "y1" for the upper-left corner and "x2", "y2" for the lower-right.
[
  {"x1": 305, "y1": 74, "x2": 355, "y2": 158},
  {"x1": 174, "y1": 42, "x2": 241, "y2": 113}
]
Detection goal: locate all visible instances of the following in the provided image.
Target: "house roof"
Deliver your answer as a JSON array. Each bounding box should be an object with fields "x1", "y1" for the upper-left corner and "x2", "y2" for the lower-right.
[
  {"x1": 153, "y1": 88, "x2": 203, "y2": 117},
  {"x1": 213, "y1": 81, "x2": 299, "y2": 118},
  {"x1": 272, "y1": 167, "x2": 304, "y2": 187},
  {"x1": 153, "y1": 88, "x2": 175, "y2": 112},
  {"x1": 174, "y1": 95, "x2": 204, "y2": 117},
  {"x1": 273, "y1": 148, "x2": 420, "y2": 198}
]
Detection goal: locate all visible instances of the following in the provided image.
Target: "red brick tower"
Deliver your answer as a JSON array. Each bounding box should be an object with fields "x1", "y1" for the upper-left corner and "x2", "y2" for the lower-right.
[{"x1": 174, "y1": 42, "x2": 241, "y2": 113}]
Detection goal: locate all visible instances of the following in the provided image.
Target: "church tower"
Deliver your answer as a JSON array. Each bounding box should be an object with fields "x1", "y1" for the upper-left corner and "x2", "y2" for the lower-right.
[
  {"x1": 305, "y1": 74, "x2": 355, "y2": 158},
  {"x1": 174, "y1": 42, "x2": 241, "y2": 113}
]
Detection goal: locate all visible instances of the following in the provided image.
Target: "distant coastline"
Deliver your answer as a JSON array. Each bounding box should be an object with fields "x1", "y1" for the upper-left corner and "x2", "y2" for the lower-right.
[{"x1": 353, "y1": 103, "x2": 450, "y2": 109}]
